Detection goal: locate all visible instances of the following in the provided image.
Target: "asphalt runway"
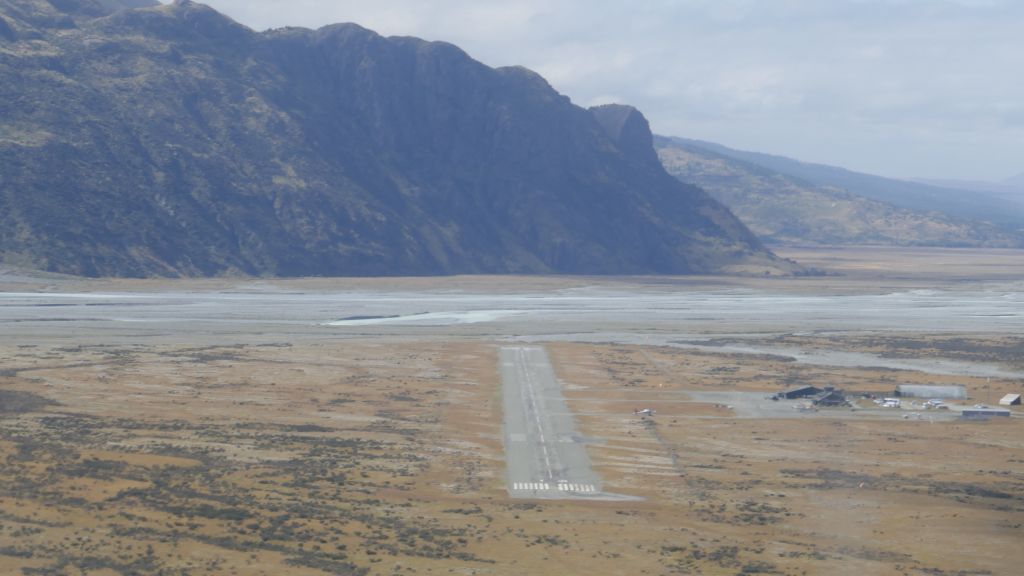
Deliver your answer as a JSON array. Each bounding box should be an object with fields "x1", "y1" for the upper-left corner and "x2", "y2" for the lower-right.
[{"x1": 501, "y1": 346, "x2": 627, "y2": 500}]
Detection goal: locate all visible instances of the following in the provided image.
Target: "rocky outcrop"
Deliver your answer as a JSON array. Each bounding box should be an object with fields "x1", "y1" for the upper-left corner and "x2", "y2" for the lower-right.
[{"x1": 590, "y1": 104, "x2": 662, "y2": 170}]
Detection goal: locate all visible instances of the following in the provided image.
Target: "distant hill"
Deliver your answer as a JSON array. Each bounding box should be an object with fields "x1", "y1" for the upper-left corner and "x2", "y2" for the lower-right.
[
  {"x1": 667, "y1": 138, "x2": 1024, "y2": 230},
  {"x1": 0, "y1": 0, "x2": 795, "y2": 277},
  {"x1": 914, "y1": 176, "x2": 1024, "y2": 207},
  {"x1": 656, "y1": 137, "x2": 1024, "y2": 248}
]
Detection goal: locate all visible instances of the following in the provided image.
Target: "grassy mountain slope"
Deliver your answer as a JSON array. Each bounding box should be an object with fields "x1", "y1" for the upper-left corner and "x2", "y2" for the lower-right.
[
  {"x1": 656, "y1": 137, "x2": 1024, "y2": 248},
  {"x1": 671, "y1": 138, "x2": 1024, "y2": 229}
]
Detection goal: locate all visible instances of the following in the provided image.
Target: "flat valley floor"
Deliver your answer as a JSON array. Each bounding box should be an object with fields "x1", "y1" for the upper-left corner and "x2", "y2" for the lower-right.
[{"x1": 1, "y1": 246, "x2": 1023, "y2": 575}]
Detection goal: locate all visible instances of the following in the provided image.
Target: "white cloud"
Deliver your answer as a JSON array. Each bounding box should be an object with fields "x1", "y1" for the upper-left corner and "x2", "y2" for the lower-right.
[{"x1": 177, "y1": 0, "x2": 1023, "y2": 180}]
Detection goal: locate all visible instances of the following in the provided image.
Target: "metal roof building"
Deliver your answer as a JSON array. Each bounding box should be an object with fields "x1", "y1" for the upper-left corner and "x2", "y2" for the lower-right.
[
  {"x1": 812, "y1": 388, "x2": 847, "y2": 407},
  {"x1": 894, "y1": 385, "x2": 966, "y2": 399},
  {"x1": 961, "y1": 408, "x2": 1011, "y2": 419},
  {"x1": 999, "y1": 393, "x2": 1022, "y2": 406},
  {"x1": 780, "y1": 386, "x2": 822, "y2": 399}
]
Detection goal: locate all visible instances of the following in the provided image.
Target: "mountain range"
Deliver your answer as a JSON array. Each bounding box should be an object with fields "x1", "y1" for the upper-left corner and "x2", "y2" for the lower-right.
[
  {"x1": 0, "y1": 0, "x2": 797, "y2": 278},
  {"x1": 656, "y1": 137, "x2": 1024, "y2": 248},
  {"x1": 912, "y1": 175, "x2": 1024, "y2": 206}
]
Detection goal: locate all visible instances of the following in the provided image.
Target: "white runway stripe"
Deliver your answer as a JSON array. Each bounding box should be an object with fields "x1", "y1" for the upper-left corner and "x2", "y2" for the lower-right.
[{"x1": 512, "y1": 480, "x2": 596, "y2": 493}]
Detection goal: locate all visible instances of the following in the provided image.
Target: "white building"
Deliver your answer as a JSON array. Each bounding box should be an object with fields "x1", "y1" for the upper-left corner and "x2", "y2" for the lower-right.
[
  {"x1": 895, "y1": 385, "x2": 966, "y2": 400},
  {"x1": 999, "y1": 393, "x2": 1021, "y2": 406}
]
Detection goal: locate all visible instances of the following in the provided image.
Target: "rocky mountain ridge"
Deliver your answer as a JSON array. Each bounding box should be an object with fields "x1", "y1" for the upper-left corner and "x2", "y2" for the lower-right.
[{"x1": 0, "y1": 0, "x2": 795, "y2": 277}]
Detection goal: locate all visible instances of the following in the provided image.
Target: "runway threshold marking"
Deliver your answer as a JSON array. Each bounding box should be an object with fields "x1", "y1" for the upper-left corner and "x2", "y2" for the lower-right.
[{"x1": 510, "y1": 482, "x2": 596, "y2": 492}]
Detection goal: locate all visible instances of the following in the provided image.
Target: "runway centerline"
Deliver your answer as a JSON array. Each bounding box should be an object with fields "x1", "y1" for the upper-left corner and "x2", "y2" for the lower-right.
[{"x1": 501, "y1": 345, "x2": 607, "y2": 500}]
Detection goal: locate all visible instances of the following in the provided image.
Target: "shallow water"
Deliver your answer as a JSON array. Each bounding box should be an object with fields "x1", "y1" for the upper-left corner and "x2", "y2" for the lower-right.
[
  {"x1": 514, "y1": 332, "x2": 1024, "y2": 379},
  {"x1": 2, "y1": 282, "x2": 1022, "y2": 376}
]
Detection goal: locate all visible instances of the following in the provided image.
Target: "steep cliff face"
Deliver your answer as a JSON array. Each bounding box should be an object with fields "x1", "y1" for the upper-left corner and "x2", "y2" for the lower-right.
[{"x1": 0, "y1": 0, "x2": 795, "y2": 277}]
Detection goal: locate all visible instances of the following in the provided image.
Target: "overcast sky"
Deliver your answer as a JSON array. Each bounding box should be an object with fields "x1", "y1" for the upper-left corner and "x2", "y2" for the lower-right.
[{"x1": 183, "y1": 0, "x2": 1022, "y2": 182}]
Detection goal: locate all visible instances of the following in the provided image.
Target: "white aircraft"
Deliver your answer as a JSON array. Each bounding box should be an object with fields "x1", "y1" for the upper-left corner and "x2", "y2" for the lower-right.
[{"x1": 633, "y1": 408, "x2": 655, "y2": 417}]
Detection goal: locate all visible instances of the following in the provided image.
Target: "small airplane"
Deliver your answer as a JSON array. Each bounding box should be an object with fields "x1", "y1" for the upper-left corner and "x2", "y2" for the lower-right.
[{"x1": 633, "y1": 408, "x2": 656, "y2": 417}]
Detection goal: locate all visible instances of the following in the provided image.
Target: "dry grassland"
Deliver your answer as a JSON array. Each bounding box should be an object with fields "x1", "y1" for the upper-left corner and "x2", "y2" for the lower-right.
[
  {"x1": 1, "y1": 334, "x2": 1021, "y2": 575},
  {"x1": 1, "y1": 341, "x2": 509, "y2": 575},
  {"x1": 773, "y1": 245, "x2": 1024, "y2": 282}
]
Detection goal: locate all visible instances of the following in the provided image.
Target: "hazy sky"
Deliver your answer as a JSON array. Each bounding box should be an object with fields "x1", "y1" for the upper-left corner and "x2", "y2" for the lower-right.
[{"x1": 181, "y1": 0, "x2": 1022, "y2": 181}]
